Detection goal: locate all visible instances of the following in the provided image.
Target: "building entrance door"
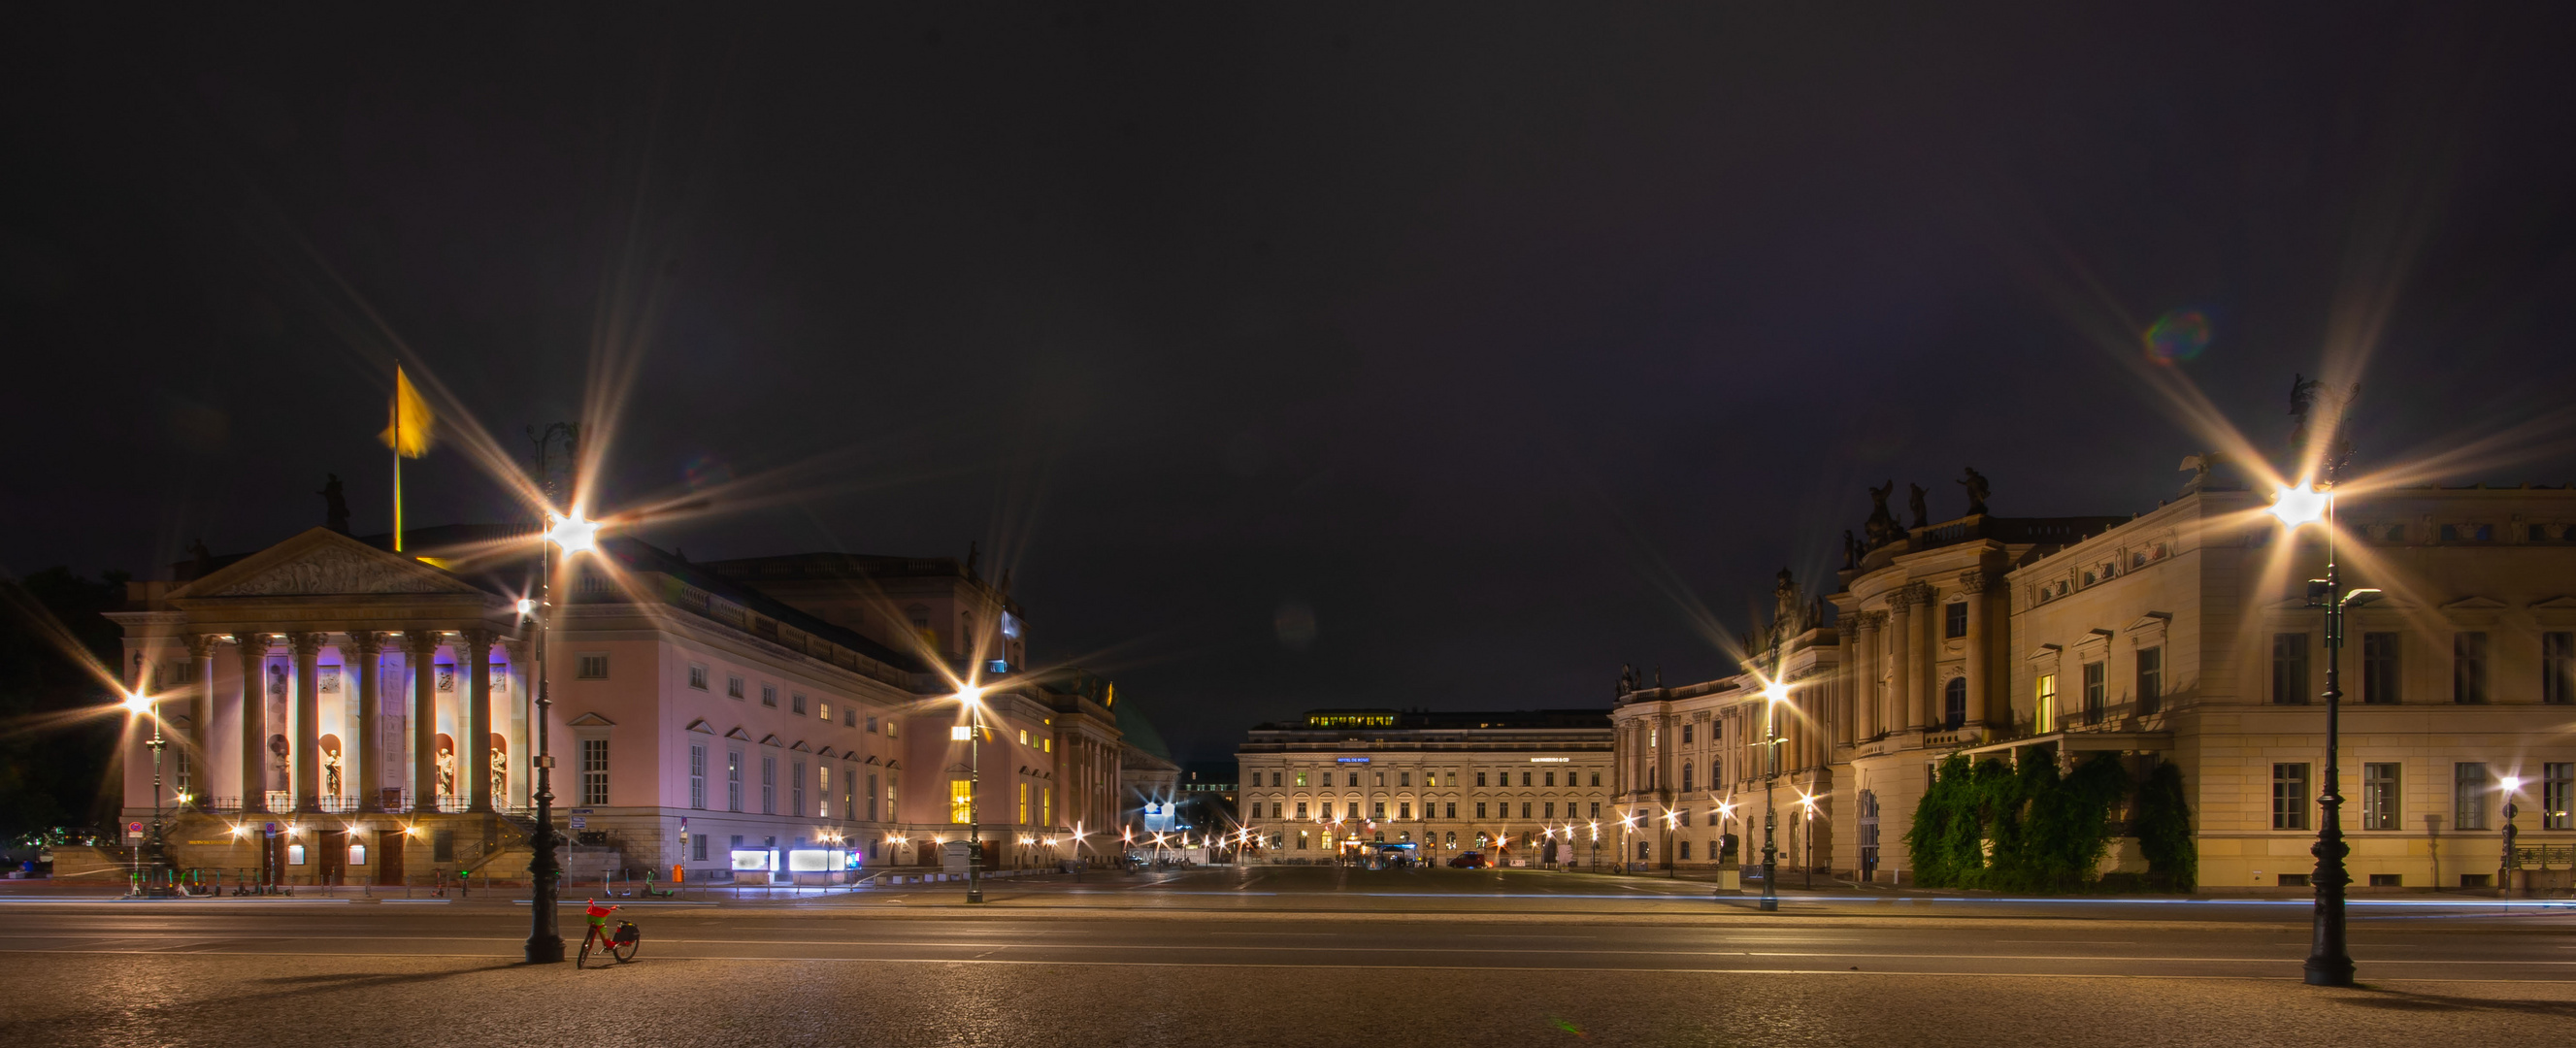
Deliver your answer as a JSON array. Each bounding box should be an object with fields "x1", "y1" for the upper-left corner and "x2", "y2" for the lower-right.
[
  {"x1": 318, "y1": 830, "x2": 347, "y2": 885},
  {"x1": 376, "y1": 829, "x2": 407, "y2": 886},
  {"x1": 261, "y1": 833, "x2": 286, "y2": 886}
]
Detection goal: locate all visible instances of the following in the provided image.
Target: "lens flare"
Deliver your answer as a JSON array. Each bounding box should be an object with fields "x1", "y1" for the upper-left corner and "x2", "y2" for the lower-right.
[{"x1": 2142, "y1": 308, "x2": 2212, "y2": 365}]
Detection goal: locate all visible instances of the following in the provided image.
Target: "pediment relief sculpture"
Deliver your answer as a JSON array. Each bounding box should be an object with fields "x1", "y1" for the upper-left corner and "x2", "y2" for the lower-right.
[{"x1": 209, "y1": 542, "x2": 479, "y2": 598}]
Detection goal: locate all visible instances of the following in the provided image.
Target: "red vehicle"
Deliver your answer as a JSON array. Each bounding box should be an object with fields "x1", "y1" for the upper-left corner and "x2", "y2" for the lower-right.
[
  {"x1": 578, "y1": 900, "x2": 641, "y2": 967},
  {"x1": 1447, "y1": 852, "x2": 1488, "y2": 868}
]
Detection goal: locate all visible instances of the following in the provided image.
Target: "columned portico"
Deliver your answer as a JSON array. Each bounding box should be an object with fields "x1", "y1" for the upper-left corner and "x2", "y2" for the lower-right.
[
  {"x1": 355, "y1": 632, "x2": 385, "y2": 811},
  {"x1": 466, "y1": 628, "x2": 494, "y2": 812},
  {"x1": 292, "y1": 632, "x2": 324, "y2": 811},
  {"x1": 238, "y1": 634, "x2": 270, "y2": 813},
  {"x1": 407, "y1": 632, "x2": 441, "y2": 812},
  {"x1": 1888, "y1": 592, "x2": 1917, "y2": 732},
  {"x1": 187, "y1": 634, "x2": 216, "y2": 785}
]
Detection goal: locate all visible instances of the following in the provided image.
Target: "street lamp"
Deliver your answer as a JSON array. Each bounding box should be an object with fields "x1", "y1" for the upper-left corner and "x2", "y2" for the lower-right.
[
  {"x1": 2499, "y1": 775, "x2": 2523, "y2": 896},
  {"x1": 1759, "y1": 678, "x2": 1790, "y2": 912},
  {"x1": 2268, "y1": 479, "x2": 2379, "y2": 987},
  {"x1": 951, "y1": 685, "x2": 987, "y2": 903},
  {"x1": 522, "y1": 508, "x2": 605, "y2": 965},
  {"x1": 122, "y1": 689, "x2": 167, "y2": 896}
]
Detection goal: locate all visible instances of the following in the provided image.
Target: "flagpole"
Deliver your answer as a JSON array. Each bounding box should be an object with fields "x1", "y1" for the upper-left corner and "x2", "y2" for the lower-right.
[{"x1": 392, "y1": 365, "x2": 404, "y2": 552}]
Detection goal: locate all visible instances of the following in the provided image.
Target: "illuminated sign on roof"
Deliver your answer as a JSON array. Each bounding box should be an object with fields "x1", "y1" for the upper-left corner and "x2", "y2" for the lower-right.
[{"x1": 1335, "y1": 757, "x2": 1371, "y2": 764}]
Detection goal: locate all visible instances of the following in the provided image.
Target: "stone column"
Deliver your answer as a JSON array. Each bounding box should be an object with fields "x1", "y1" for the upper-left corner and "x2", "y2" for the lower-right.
[
  {"x1": 1888, "y1": 594, "x2": 1917, "y2": 733},
  {"x1": 291, "y1": 633, "x2": 323, "y2": 810},
  {"x1": 465, "y1": 629, "x2": 494, "y2": 812},
  {"x1": 1851, "y1": 611, "x2": 1883, "y2": 740},
  {"x1": 354, "y1": 633, "x2": 384, "y2": 811},
  {"x1": 187, "y1": 635, "x2": 217, "y2": 784},
  {"x1": 237, "y1": 635, "x2": 270, "y2": 813},
  {"x1": 407, "y1": 632, "x2": 442, "y2": 812},
  {"x1": 501, "y1": 638, "x2": 529, "y2": 810},
  {"x1": 1961, "y1": 570, "x2": 1995, "y2": 729}
]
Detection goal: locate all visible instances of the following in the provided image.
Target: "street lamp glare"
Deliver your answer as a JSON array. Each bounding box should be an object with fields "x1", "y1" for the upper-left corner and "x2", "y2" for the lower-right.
[
  {"x1": 545, "y1": 512, "x2": 599, "y2": 552},
  {"x1": 121, "y1": 689, "x2": 150, "y2": 714},
  {"x1": 1762, "y1": 679, "x2": 1790, "y2": 704},
  {"x1": 2500, "y1": 775, "x2": 2522, "y2": 792},
  {"x1": 516, "y1": 598, "x2": 537, "y2": 616},
  {"x1": 2268, "y1": 483, "x2": 2328, "y2": 527}
]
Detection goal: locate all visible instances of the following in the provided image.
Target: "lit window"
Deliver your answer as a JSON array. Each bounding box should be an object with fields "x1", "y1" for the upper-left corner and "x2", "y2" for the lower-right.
[
  {"x1": 950, "y1": 779, "x2": 974, "y2": 824},
  {"x1": 2034, "y1": 673, "x2": 2058, "y2": 734}
]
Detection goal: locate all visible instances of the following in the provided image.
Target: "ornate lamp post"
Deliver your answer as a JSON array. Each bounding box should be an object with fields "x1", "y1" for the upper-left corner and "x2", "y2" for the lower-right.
[
  {"x1": 121, "y1": 690, "x2": 167, "y2": 895},
  {"x1": 951, "y1": 686, "x2": 988, "y2": 903},
  {"x1": 2498, "y1": 775, "x2": 2522, "y2": 897},
  {"x1": 520, "y1": 510, "x2": 600, "y2": 964},
  {"x1": 1759, "y1": 679, "x2": 1790, "y2": 912},
  {"x1": 2268, "y1": 479, "x2": 2378, "y2": 987}
]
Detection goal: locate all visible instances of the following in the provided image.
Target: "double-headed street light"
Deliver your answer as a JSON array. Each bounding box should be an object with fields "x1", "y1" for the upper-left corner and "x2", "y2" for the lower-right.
[
  {"x1": 520, "y1": 509, "x2": 604, "y2": 964},
  {"x1": 2268, "y1": 480, "x2": 2379, "y2": 987}
]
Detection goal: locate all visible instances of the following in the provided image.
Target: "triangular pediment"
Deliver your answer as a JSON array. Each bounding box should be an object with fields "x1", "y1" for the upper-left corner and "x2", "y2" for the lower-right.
[
  {"x1": 790, "y1": 739, "x2": 810, "y2": 752},
  {"x1": 2027, "y1": 643, "x2": 2064, "y2": 663},
  {"x1": 2126, "y1": 612, "x2": 2172, "y2": 633},
  {"x1": 684, "y1": 719, "x2": 713, "y2": 735},
  {"x1": 177, "y1": 528, "x2": 487, "y2": 600},
  {"x1": 759, "y1": 734, "x2": 783, "y2": 748},
  {"x1": 2532, "y1": 596, "x2": 2576, "y2": 609},
  {"x1": 568, "y1": 712, "x2": 616, "y2": 727},
  {"x1": 725, "y1": 727, "x2": 750, "y2": 740},
  {"x1": 2442, "y1": 596, "x2": 2507, "y2": 610}
]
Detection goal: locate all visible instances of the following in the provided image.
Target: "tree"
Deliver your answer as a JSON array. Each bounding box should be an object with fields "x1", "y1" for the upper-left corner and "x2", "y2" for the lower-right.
[{"x1": 2132, "y1": 761, "x2": 2197, "y2": 892}]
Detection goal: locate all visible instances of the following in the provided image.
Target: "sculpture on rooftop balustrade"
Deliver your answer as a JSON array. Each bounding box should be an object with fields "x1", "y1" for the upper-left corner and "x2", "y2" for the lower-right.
[{"x1": 1959, "y1": 466, "x2": 1990, "y2": 516}]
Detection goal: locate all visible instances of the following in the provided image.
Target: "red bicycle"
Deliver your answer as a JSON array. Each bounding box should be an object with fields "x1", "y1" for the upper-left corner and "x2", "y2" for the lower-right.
[{"x1": 577, "y1": 900, "x2": 641, "y2": 967}]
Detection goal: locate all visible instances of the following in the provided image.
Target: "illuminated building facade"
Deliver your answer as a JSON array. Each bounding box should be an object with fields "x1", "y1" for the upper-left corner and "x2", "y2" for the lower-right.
[
  {"x1": 1236, "y1": 709, "x2": 1614, "y2": 865},
  {"x1": 1614, "y1": 477, "x2": 2576, "y2": 891},
  {"x1": 109, "y1": 524, "x2": 1126, "y2": 885}
]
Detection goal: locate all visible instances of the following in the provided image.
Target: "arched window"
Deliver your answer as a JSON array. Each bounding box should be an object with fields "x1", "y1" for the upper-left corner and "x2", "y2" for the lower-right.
[
  {"x1": 1681, "y1": 762, "x2": 1694, "y2": 793},
  {"x1": 1943, "y1": 676, "x2": 1968, "y2": 730}
]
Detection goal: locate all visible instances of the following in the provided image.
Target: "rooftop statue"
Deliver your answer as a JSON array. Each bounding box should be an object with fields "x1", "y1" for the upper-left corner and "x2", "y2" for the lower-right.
[
  {"x1": 317, "y1": 474, "x2": 351, "y2": 534},
  {"x1": 1907, "y1": 483, "x2": 1929, "y2": 529},
  {"x1": 1958, "y1": 466, "x2": 1990, "y2": 516},
  {"x1": 1865, "y1": 479, "x2": 1898, "y2": 546}
]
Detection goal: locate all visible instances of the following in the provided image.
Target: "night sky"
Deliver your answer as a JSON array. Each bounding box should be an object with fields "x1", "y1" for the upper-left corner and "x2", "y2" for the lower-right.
[{"x1": 7, "y1": 5, "x2": 2575, "y2": 764}]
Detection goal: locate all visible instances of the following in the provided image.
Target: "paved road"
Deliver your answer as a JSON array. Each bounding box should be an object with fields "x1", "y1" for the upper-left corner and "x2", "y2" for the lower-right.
[{"x1": 5, "y1": 868, "x2": 2571, "y2": 1046}]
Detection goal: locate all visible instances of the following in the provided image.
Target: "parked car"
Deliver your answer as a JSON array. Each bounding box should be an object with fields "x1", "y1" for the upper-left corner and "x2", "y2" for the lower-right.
[{"x1": 1448, "y1": 852, "x2": 1488, "y2": 868}]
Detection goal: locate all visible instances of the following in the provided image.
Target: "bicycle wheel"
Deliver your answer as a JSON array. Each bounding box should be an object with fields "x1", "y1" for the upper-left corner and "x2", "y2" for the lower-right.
[
  {"x1": 611, "y1": 930, "x2": 640, "y2": 964},
  {"x1": 577, "y1": 933, "x2": 594, "y2": 968}
]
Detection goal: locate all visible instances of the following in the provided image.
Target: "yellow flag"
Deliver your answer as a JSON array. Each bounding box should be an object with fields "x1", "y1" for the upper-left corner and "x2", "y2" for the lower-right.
[{"x1": 380, "y1": 368, "x2": 434, "y2": 458}]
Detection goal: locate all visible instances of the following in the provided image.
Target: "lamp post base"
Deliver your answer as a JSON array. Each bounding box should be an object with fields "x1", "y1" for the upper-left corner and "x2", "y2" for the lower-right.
[
  {"x1": 525, "y1": 935, "x2": 564, "y2": 965},
  {"x1": 2301, "y1": 957, "x2": 2354, "y2": 988}
]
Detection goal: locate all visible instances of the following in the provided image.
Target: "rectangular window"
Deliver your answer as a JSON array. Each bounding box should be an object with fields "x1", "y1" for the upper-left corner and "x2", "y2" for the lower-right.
[
  {"x1": 1347, "y1": 771, "x2": 1359, "y2": 787},
  {"x1": 727, "y1": 675, "x2": 744, "y2": 699},
  {"x1": 1475, "y1": 802, "x2": 1487, "y2": 819},
  {"x1": 1043, "y1": 787, "x2": 1052, "y2": 826},
  {"x1": 1445, "y1": 802, "x2": 1457, "y2": 818},
  {"x1": 688, "y1": 664, "x2": 709, "y2": 690},
  {"x1": 1371, "y1": 802, "x2": 1385, "y2": 819},
  {"x1": 1399, "y1": 771, "x2": 1410, "y2": 787},
  {"x1": 837, "y1": 764, "x2": 849, "y2": 818},
  {"x1": 761, "y1": 684, "x2": 778, "y2": 708},
  {"x1": 884, "y1": 720, "x2": 896, "y2": 738},
  {"x1": 843, "y1": 707, "x2": 856, "y2": 727},
  {"x1": 693, "y1": 835, "x2": 708, "y2": 862},
  {"x1": 2454, "y1": 762, "x2": 2489, "y2": 830},
  {"x1": 2272, "y1": 634, "x2": 2310, "y2": 704},
  {"x1": 1294, "y1": 771, "x2": 1307, "y2": 787},
  {"x1": 1019, "y1": 729, "x2": 1030, "y2": 746},
  {"x1": 1017, "y1": 782, "x2": 1029, "y2": 824},
  {"x1": 1521, "y1": 802, "x2": 1532, "y2": 819},
  {"x1": 792, "y1": 693, "x2": 808, "y2": 715},
  {"x1": 579, "y1": 738, "x2": 609, "y2": 805},
  {"x1": 818, "y1": 702, "x2": 830, "y2": 722},
  {"x1": 1399, "y1": 802, "x2": 1411, "y2": 819},
  {"x1": 2362, "y1": 633, "x2": 2401, "y2": 704},
  {"x1": 792, "y1": 761, "x2": 807, "y2": 817},
  {"x1": 1270, "y1": 772, "x2": 1281, "y2": 787},
  {"x1": 2134, "y1": 646, "x2": 2162, "y2": 715},
  {"x1": 2543, "y1": 633, "x2": 2575, "y2": 705},
  {"x1": 1296, "y1": 802, "x2": 1309, "y2": 819},
  {"x1": 688, "y1": 743, "x2": 707, "y2": 810},
  {"x1": 1475, "y1": 771, "x2": 1487, "y2": 787},
  {"x1": 2082, "y1": 661, "x2": 2106, "y2": 724},
  {"x1": 1681, "y1": 724, "x2": 1693, "y2": 744},
  {"x1": 2034, "y1": 673, "x2": 2057, "y2": 734},
  {"x1": 577, "y1": 654, "x2": 609, "y2": 680},
  {"x1": 2544, "y1": 763, "x2": 2574, "y2": 831},
  {"x1": 2454, "y1": 633, "x2": 2489, "y2": 704},
  {"x1": 2271, "y1": 763, "x2": 2310, "y2": 830},
  {"x1": 1590, "y1": 802, "x2": 1601, "y2": 818},
  {"x1": 2361, "y1": 763, "x2": 2400, "y2": 831},
  {"x1": 1521, "y1": 771, "x2": 1533, "y2": 787},
  {"x1": 726, "y1": 751, "x2": 743, "y2": 812},
  {"x1": 868, "y1": 773, "x2": 880, "y2": 821},
  {"x1": 950, "y1": 780, "x2": 974, "y2": 824},
  {"x1": 761, "y1": 756, "x2": 776, "y2": 814},
  {"x1": 1944, "y1": 602, "x2": 1967, "y2": 639},
  {"x1": 1543, "y1": 802, "x2": 1555, "y2": 819}
]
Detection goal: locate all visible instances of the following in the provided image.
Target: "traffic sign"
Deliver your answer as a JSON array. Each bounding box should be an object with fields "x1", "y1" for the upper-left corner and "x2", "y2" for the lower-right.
[
  {"x1": 263, "y1": 822, "x2": 280, "y2": 837},
  {"x1": 568, "y1": 816, "x2": 587, "y2": 830},
  {"x1": 125, "y1": 822, "x2": 142, "y2": 840}
]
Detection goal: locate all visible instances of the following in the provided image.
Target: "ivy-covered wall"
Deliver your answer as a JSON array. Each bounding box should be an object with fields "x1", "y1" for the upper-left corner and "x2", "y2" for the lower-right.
[{"x1": 1904, "y1": 751, "x2": 2184, "y2": 893}]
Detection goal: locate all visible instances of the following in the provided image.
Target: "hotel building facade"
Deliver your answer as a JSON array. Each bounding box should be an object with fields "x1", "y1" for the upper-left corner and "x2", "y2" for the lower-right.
[
  {"x1": 1611, "y1": 476, "x2": 2576, "y2": 892},
  {"x1": 109, "y1": 523, "x2": 1129, "y2": 886}
]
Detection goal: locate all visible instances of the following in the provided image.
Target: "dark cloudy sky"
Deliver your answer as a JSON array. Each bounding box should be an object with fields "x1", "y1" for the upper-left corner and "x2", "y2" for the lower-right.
[{"x1": 7, "y1": 5, "x2": 2574, "y2": 763}]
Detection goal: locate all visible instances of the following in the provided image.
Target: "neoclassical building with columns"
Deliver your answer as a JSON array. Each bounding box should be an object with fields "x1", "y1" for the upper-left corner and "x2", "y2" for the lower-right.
[
  {"x1": 1611, "y1": 473, "x2": 2576, "y2": 892},
  {"x1": 111, "y1": 521, "x2": 1131, "y2": 887}
]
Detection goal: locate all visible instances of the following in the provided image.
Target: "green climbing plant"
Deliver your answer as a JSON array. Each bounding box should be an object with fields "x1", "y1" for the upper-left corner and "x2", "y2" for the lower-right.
[
  {"x1": 2131, "y1": 761, "x2": 2196, "y2": 892},
  {"x1": 1904, "y1": 750, "x2": 2136, "y2": 892}
]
